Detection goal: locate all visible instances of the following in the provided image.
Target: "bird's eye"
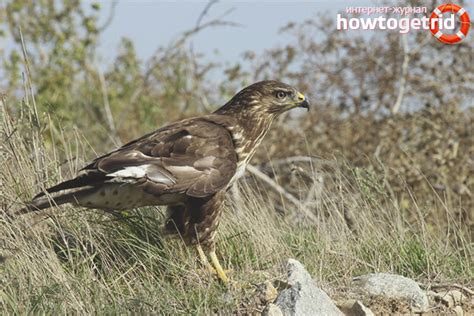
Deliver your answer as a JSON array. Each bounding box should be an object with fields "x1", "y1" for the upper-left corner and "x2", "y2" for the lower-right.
[{"x1": 276, "y1": 91, "x2": 287, "y2": 99}]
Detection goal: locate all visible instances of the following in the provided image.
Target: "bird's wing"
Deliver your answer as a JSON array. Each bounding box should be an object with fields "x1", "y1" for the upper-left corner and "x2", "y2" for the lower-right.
[{"x1": 81, "y1": 117, "x2": 238, "y2": 198}]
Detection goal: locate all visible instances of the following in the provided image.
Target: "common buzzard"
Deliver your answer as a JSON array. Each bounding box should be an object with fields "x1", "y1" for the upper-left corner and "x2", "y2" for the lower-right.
[{"x1": 21, "y1": 80, "x2": 309, "y2": 283}]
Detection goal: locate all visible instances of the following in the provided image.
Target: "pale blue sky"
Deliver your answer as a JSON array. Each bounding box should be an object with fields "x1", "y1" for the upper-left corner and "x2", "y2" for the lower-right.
[
  {"x1": 3, "y1": 1, "x2": 473, "y2": 69},
  {"x1": 94, "y1": 0, "x2": 375, "y2": 63}
]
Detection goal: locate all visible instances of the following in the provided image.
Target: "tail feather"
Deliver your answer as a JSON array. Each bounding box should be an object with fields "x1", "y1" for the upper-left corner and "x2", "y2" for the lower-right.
[
  {"x1": 32, "y1": 172, "x2": 106, "y2": 199},
  {"x1": 17, "y1": 171, "x2": 107, "y2": 216},
  {"x1": 16, "y1": 186, "x2": 97, "y2": 215}
]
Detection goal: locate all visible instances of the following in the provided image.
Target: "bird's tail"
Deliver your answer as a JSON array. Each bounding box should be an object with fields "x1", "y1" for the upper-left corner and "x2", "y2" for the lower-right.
[
  {"x1": 17, "y1": 191, "x2": 79, "y2": 215},
  {"x1": 15, "y1": 172, "x2": 105, "y2": 216}
]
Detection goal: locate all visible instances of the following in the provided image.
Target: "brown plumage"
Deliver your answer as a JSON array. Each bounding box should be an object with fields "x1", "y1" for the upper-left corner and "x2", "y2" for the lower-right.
[{"x1": 21, "y1": 80, "x2": 309, "y2": 283}]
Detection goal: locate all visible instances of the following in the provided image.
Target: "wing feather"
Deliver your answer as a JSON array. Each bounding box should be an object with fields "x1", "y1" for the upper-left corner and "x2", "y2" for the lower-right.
[{"x1": 81, "y1": 116, "x2": 238, "y2": 198}]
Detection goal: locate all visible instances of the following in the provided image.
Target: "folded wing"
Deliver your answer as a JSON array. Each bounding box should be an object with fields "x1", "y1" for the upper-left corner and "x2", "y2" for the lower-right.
[{"x1": 82, "y1": 117, "x2": 238, "y2": 198}]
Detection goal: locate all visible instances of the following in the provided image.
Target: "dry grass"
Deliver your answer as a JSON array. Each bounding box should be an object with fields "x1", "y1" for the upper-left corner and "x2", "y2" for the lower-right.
[{"x1": 0, "y1": 94, "x2": 472, "y2": 314}]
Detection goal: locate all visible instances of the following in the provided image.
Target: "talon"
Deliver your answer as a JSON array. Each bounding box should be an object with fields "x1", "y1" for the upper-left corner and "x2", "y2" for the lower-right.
[{"x1": 196, "y1": 245, "x2": 231, "y2": 284}]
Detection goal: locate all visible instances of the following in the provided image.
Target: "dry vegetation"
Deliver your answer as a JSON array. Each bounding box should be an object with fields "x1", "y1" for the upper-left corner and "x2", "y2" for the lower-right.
[{"x1": 0, "y1": 0, "x2": 473, "y2": 314}]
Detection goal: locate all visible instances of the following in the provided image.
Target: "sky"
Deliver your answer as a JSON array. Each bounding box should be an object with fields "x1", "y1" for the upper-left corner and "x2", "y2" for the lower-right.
[
  {"x1": 3, "y1": 1, "x2": 473, "y2": 71},
  {"x1": 94, "y1": 0, "x2": 375, "y2": 63}
]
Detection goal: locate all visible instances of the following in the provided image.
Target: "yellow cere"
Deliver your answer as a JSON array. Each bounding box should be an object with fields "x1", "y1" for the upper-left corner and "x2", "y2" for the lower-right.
[{"x1": 296, "y1": 92, "x2": 305, "y2": 101}]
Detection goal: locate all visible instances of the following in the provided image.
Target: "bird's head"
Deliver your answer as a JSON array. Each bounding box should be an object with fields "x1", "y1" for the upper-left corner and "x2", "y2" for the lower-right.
[{"x1": 216, "y1": 80, "x2": 309, "y2": 116}]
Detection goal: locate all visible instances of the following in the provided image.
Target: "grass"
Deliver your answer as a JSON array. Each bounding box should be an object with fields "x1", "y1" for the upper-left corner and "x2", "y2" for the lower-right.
[{"x1": 0, "y1": 95, "x2": 472, "y2": 314}]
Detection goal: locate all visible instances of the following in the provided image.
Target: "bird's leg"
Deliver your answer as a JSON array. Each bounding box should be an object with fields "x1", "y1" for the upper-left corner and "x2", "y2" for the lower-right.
[
  {"x1": 164, "y1": 205, "x2": 186, "y2": 235},
  {"x1": 187, "y1": 192, "x2": 231, "y2": 284},
  {"x1": 196, "y1": 244, "x2": 216, "y2": 275},
  {"x1": 196, "y1": 244, "x2": 230, "y2": 284},
  {"x1": 209, "y1": 249, "x2": 229, "y2": 284}
]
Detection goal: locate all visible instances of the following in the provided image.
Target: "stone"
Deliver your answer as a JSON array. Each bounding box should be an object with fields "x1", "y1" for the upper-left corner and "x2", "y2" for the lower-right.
[
  {"x1": 257, "y1": 281, "x2": 278, "y2": 304},
  {"x1": 352, "y1": 273, "x2": 429, "y2": 312},
  {"x1": 351, "y1": 300, "x2": 375, "y2": 316},
  {"x1": 426, "y1": 290, "x2": 439, "y2": 307},
  {"x1": 338, "y1": 299, "x2": 374, "y2": 316},
  {"x1": 274, "y1": 259, "x2": 343, "y2": 315},
  {"x1": 434, "y1": 290, "x2": 466, "y2": 307},
  {"x1": 337, "y1": 299, "x2": 357, "y2": 314},
  {"x1": 453, "y1": 305, "x2": 464, "y2": 316},
  {"x1": 263, "y1": 303, "x2": 284, "y2": 316}
]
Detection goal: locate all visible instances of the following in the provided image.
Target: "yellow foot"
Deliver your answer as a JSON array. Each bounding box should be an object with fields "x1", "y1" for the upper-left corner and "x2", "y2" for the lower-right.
[
  {"x1": 196, "y1": 245, "x2": 231, "y2": 284},
  {"x1": 209, "y1": 250, "x2": 229, "y2": 283},
  {"x1": 196, "y1": 267, "x2": 234, "y2": 281}
]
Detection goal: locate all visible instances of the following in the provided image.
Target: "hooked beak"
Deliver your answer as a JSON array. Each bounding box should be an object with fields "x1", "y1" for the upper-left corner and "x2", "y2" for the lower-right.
[{"x1": 296, "y1": 92, "x2": 310, "y2": 112}]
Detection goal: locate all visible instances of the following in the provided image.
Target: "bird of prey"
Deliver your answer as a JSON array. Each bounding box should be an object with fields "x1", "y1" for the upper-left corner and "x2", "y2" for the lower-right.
[{"x1": 20, "y1": 80, "x2": 309, "y2": 283}]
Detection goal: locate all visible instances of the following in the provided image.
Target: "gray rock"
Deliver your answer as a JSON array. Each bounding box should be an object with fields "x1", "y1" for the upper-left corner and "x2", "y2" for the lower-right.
[
  {"x1": 352, "y1": 273, "x2": 429, "y2": 312},
  {"x1": 274, "y1": 259, "x2": 343, "y2": 316}
]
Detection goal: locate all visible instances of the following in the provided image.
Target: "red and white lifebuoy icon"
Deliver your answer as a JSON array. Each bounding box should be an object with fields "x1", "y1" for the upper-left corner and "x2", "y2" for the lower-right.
[{"x1": 430, "y1": 4, "x2": 470, "y2": 44}]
